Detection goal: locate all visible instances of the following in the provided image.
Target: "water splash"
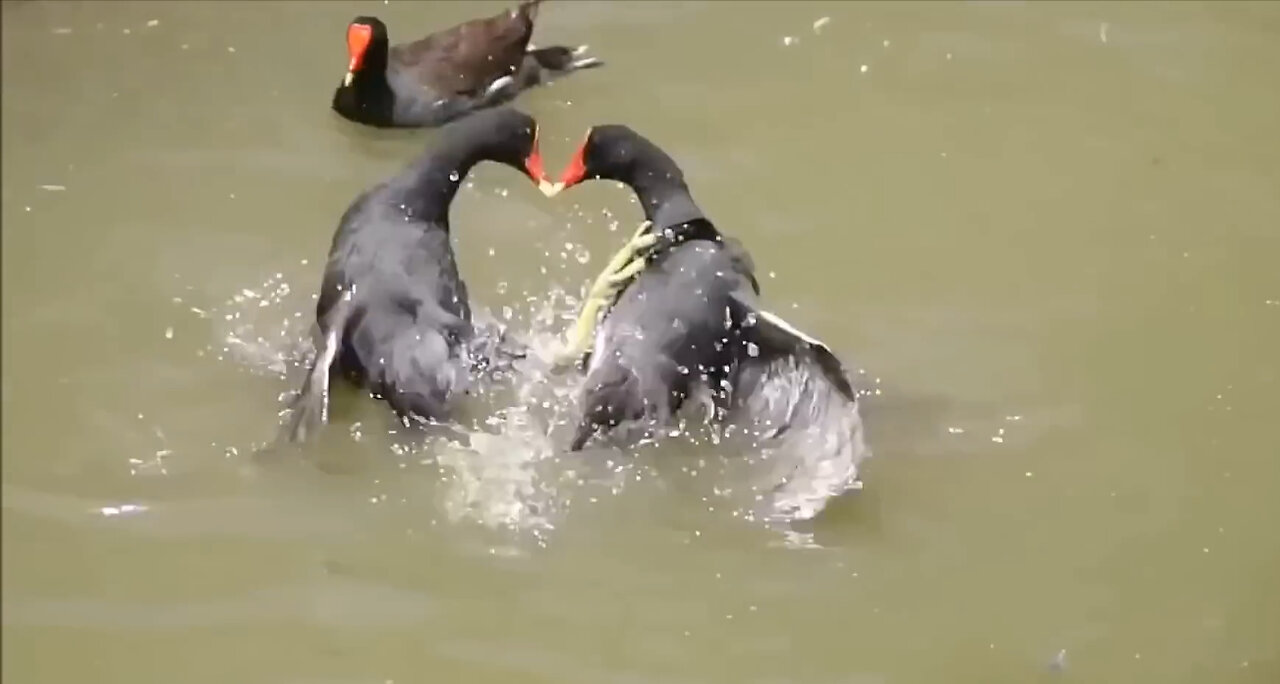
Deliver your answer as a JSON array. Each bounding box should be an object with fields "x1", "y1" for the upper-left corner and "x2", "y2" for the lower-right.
[
  {"x1": 731, "y1": 353, "x2": 872, "y2": 523},
  {"x1": 176, "y1": 243, "x2": 873, "y2": 544},
  {"x1": 179, "y1": 269, "x2": 313, "y2": 379}
]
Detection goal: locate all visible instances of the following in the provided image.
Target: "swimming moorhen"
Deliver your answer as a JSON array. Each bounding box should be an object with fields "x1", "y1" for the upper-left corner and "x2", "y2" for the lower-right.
[
  {"x1": 332, "y1": 1, "x2": 602, "y2": 129},
  {"x1": 280, "y1": 108, "x2": 555, "y2": 444},
  {"x1": 543, "y1": 125, "x2": 862, "y2": 455}
]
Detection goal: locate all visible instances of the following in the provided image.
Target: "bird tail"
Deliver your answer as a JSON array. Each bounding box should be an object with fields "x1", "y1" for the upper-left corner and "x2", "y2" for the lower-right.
[
  {"x1": 527, "y1": 44, "x2": 604, "y2": 72},
  {"x1": 510, "y1": 0, "x2": 547, "y2": 26},
  {"x1": 278, "y1": 293, "x2": 355, "y2": 446}
]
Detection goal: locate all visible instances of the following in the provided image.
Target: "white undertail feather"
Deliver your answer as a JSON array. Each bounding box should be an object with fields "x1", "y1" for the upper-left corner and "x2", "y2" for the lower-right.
[
  {"x1": 587, "y1": 317, "x2": 609, "y2": 374},
  {"x1": 314, "y1": 326, "x2": 339, "y2": 423},
  {"x1": 755, "y1": 308, "x2": 828, "y2": 351},
  {"x1": 569, "y1": 57, "x2": 603, "y2": 70},
  {"x1": 484, "y1": 74, "x2": 516, "y2": 97}
]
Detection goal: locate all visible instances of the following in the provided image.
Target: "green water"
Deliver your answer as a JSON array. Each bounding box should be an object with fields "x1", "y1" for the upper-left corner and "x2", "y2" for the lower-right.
[{"x1": 3, "y1": 1, "x2": 1278, "y2": 682}]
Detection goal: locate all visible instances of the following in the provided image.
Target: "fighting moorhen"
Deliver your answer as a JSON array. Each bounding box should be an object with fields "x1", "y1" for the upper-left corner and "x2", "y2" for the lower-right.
[
  {"x1": 332, "y1": 1, "x2": 602, "y2": 129},
  {"x1": 544, "y1": 125, "x2": 863, "y2": 459},
  {"x1": 280, "y1": 108, "x2": 554, "y2": 444}
]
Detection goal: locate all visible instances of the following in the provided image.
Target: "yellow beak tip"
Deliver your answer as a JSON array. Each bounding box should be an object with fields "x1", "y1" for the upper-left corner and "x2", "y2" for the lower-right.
[{"x1": 539, "y1": 180, "x2": 564, "y2": 198}]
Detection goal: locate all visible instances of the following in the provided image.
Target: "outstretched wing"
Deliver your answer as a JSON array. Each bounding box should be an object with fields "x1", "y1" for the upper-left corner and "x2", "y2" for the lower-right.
[
  {"x1": 733, "y1": 295, "x2": 858, "y2": 403},
  {"x1": 726, "y1": 291, "x2": 869, "y2": 521}
]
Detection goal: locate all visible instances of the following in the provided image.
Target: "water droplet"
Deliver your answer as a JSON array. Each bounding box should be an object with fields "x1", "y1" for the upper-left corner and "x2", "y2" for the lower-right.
[
  {"x1": 746, "y1": 342, "x2": 760, "y2": 357},
  {"x1": 164, "y1": 327, "x2": 174, "y2": 339},
  {"x1": 575, "y1": 248, "x2": 590, "y2": 264},
  {"x1": 448, "y1": 170, "x2": 460, "y2": 182}
]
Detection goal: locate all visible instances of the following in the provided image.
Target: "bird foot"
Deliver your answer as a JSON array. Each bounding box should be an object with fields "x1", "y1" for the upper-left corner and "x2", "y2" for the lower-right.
[
  {"x1": 586, "y1": 220, "x2": 658, "y2": 298},
  {"x1": 550, "y1": 221, "x2": 659, "y2": 369}
]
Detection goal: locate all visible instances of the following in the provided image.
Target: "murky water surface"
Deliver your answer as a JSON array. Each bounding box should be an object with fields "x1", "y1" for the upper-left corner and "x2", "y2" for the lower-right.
[{"x1": 4, "y1": 1, "x2": 1279, "y2": 682}]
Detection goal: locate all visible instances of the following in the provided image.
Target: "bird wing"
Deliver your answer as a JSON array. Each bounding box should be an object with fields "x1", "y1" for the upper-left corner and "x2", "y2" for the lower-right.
[
  {"x1": 731, "y1": 292, "x2": 858, "y2": 403},
  {"x1": 391, "y1": 2, "x2": 541, "y2": 96},
  {"x1": 726, "y1": 290, "x2": 870, "y2": 522}
]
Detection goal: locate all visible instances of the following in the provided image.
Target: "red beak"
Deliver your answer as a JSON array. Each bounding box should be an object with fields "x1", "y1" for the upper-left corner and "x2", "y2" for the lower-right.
[
  {"x1": 346, "y1": 23, "x2": 372, "y2": 74},
  {"x1": 524, "y1": 142, "x2": 546, "y2": 184},
  {"x1": 558, "y1": 138, "x2": 588, "y2": 188},
  {"x1": 525, "y1": 130, "x2": 561, "y2": 196}
]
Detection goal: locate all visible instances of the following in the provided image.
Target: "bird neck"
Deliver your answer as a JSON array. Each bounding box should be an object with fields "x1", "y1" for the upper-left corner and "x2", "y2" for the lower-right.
[
  {"x1": 398, "y1": 142, "x2": 491, "y2": 226},
  {"x1": 627, "y1": 172, "x2": 707, "y2": 233}
]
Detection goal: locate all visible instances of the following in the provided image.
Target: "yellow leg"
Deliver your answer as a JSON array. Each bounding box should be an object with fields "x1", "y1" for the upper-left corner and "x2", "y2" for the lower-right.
[
  {"x1": 602, "y1": 254, "x2": 649, "y2": 287},
  {"x1": 596, "y1": 221, "x2": 656, "y2": 284},
  {"x1": 552, "y1": 222, "x2": 659, "y2": 368},
  {"x1": 552, "y1": 292, "x2": 608, "y2": 367}
]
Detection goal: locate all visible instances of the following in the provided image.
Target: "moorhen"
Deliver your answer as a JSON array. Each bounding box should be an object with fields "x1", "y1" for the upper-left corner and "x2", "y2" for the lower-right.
[
  {"x1": 332, "y1": 1, "x2": 602, "y2": 129},
  {"x1": 280, "y1": 107, "x2": 555, "y2": 444},
  {"x1": 543, "y1": 125, "x2": 863, "y2": 460}
]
